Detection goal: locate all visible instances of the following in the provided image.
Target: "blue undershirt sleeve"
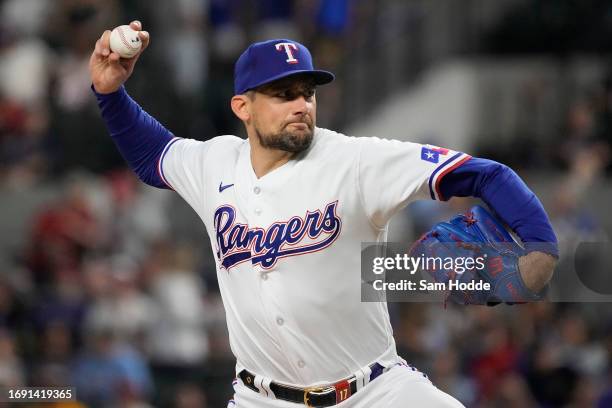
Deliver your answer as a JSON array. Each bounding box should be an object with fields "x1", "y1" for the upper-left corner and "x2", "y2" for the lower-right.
[
  {"x1": 439, "y1": 157, "x2": 559, "y2": 257},
  {"x1": 92, "y1": 85, "x2": 174, "y2": 189}
]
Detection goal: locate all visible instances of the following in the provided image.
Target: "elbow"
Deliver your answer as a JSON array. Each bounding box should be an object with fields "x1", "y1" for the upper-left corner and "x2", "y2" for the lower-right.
[
  {"x1": 485, "y1": 161, "x2": 513, "y2": 183},
  {"x1": 133, "y1": 162, "x2": 169, "y2": 189}
]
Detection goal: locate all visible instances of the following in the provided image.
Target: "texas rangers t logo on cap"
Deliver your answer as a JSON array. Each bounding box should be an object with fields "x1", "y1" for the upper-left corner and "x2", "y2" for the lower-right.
[
  {"x1": 275, "y1": 42, "x2": 299, "y2": 64},
  {"x1": 233, "y1": 38, "x2": 334, "y2": 94}
]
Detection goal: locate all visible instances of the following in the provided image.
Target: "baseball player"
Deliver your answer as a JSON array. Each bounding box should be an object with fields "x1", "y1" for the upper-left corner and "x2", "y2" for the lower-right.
[{"x1": 89, "y1": 21, "x2": 558, "y2": 407}]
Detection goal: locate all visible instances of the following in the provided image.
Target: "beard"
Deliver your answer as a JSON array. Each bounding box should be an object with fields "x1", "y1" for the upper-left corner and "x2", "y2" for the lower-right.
[{"x1": 254, "y1": 122, "x2": 314, "y2": 153}]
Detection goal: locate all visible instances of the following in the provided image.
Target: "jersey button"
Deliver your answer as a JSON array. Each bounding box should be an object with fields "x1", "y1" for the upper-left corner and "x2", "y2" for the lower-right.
[
  {"x1": 254, "y1": 208, "x2": 262, "y2": 215},
  {"x1": 297, "y1": 360, "x2": 306, "y2": 368},
  {"x1": 253, "y1": 186, "x2": 261, "y2": 194},
  {"x1": 261, "y1": 272, "x2": 268, "y2": 281},
  {"x1": 276, "y1": 317, "x2": 284, "y2": 326}
]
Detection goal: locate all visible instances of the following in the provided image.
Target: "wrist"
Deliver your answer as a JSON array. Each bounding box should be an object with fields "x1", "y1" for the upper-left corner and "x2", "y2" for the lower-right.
[
  {"x1": 91, "y1": 82, "x2": 123, "y2": 95},
  {"x1": 91, "y1": 83, "x2": 126, "y2": 98}
]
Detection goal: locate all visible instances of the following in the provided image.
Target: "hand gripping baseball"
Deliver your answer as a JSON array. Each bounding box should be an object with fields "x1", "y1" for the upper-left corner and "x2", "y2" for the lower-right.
[{"x1": 89, "y1": 20, "x2": 150, "y2": 94}]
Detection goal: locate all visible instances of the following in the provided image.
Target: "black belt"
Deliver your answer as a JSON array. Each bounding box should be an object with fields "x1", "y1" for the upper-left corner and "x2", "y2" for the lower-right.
[{"x1": 238, "y1": 363, "x2": 385, "y2": 407}]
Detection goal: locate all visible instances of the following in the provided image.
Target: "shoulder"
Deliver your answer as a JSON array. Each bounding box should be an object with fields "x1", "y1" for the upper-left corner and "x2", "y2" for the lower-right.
[
  {"x1": 206, "y1": 135, "x2": 245, "y2": 154},
  {"x1": 312, "y1": 127, "x2": 408, "y2": 155},
  {"x1": 315, "y1": 128, "x2": 408, "y2": 146},
  {"x1": 310, "y1": 127, "x2": 362, "y2": 154},
  {"x1": 170, "y1": 134, "x2": 245, "y2": 156}
]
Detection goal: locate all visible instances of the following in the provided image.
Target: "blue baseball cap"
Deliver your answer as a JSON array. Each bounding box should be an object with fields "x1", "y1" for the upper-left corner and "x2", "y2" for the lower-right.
[{"x1": 234, "y1": 39, "x2": 335, "y2": 95}]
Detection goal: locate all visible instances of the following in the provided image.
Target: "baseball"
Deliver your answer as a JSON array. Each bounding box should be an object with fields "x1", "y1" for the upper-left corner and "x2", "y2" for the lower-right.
[{"x1": 109, "y1": 25, "x2": 142, "y2": 58}]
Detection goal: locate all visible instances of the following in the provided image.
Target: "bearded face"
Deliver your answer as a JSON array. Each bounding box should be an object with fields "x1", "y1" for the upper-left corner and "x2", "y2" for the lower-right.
[{"x1": 248, "y1": 75, "x2": 317, "y2": 153}]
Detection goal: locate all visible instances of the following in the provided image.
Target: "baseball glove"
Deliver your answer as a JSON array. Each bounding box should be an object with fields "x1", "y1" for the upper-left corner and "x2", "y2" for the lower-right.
[{"x1": 409, "y1": 205, "x2": 545, "y2": 305}]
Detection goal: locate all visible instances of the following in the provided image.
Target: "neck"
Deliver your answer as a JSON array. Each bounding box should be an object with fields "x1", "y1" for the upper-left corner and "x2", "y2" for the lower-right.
[{"x1": 248, "y1": 133, "x2": 294, "y2": 178}]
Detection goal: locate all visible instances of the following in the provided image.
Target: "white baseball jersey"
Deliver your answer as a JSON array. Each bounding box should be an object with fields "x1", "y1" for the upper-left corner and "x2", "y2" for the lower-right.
[{"x1": 158, "y1": 127, "x2": 470, "y2": 387}]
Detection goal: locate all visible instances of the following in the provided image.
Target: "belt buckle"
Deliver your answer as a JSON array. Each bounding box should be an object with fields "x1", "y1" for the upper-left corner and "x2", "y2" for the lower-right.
[{"x1": 303, "y1": 385, "x2": 333, "y2": 408}]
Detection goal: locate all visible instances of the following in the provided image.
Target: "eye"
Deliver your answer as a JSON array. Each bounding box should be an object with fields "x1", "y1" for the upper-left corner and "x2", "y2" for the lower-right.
[{"x1": 304, "y1": 88, "x2": 315, "y2": 99}]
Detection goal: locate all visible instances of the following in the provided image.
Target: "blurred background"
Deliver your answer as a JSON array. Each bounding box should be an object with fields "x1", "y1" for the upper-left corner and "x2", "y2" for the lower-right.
[{"x1": 1, "y1": 0, "x2": 612, "y2": 407}]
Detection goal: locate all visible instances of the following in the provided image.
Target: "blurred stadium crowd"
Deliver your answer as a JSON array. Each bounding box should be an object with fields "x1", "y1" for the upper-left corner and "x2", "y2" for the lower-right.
[{"x1": 1, "y1": 0, "x2": 612, "y2": 407}]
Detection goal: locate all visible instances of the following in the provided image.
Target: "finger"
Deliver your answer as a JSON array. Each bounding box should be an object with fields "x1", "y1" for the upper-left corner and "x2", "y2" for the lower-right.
[
  {"x1": 126, "y1": 31, "x2": 149, "y2": 67},
  {"x1": 120, "y1": 58, "x2": 134, "y2": 71},
  {"x1": 100, "y1": 30, "x2": 111, "y2": 56},
  {"x1": 138, "y1": 31, "x2": 149, "y2": 51},
  {"x1": 130, "y1": 20, "x2": 142, "y2": 31},
  {"x1": 93, "y1": 38, "x2": 109, "y2": 61},
  {"x1": 109, "y1": 52, "x2": 128, "y2": 76},
  {"x1": 123, "y1": 48, "x2": 143, "y2": 71},
  {"x1": 108, "y1": 52, "x2": 122, "y2": 64},
  {"x1": 94, "y1": 38, "x2": 103, "y2": 56}
]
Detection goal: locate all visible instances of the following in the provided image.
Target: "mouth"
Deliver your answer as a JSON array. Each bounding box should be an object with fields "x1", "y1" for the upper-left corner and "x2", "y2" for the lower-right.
[{"x1": 286, "y1": 122, "x2": 310, "y2": 130}]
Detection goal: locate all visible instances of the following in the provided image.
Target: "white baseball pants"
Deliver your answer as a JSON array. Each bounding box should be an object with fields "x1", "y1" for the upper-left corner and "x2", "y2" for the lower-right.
[{"x1": 227, "y1": 363, "x2": 465, "y2": 408}]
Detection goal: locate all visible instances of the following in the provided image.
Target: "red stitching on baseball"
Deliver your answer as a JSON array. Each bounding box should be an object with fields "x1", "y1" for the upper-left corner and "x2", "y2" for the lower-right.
[{"x1": 118, "y1": 26, "x2": 140, "y2": 51}]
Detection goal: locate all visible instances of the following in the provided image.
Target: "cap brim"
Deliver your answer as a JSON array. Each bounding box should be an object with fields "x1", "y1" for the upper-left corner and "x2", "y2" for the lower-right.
[{"x1": 241, "y1": 70, "x2": 335, "y2": 94}]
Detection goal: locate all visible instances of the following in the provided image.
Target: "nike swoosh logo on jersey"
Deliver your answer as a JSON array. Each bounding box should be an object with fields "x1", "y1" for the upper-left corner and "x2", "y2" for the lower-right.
[{"x1": 219, "y1": 182, "x2": 234, "y2": 193}]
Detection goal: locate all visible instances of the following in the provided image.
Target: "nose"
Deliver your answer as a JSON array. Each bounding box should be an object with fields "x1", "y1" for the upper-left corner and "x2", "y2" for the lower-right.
[{"x1": 291, "y1": 95, "x2": 312, "y2": 116}]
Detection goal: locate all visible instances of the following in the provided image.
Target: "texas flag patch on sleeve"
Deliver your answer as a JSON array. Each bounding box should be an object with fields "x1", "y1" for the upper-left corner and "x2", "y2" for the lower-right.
[
  {"x1": 420, "y1": 146, "x2": 449, "y2": 163},
  {"x1": 424, "y1": 144, "x2": 472, "y2": 201}
]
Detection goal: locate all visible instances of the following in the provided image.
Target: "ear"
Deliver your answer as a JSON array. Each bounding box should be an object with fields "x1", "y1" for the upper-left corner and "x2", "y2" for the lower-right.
[{"x1": 231, "y1": 95, "x2": 250, "y2": 121}]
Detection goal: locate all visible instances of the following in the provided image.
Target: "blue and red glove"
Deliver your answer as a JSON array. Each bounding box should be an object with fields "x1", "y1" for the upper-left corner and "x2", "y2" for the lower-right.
[{"x1": 409, "y1": 205, "x2": 545, "y2": 305}]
